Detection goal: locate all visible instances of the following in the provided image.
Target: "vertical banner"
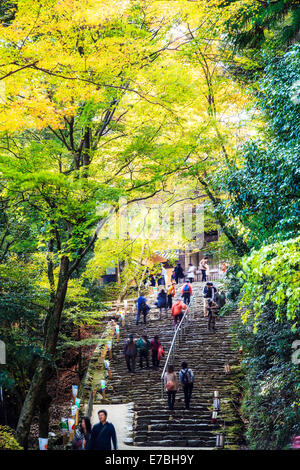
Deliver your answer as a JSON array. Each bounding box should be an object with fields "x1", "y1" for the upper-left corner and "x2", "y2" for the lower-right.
[
  {"x1": 115, "y1": 324, "x2": 120, "y2": 342},
  {"x1": 107, "y1": 340, "x2": 112, "y2": 359},
  {"x1": 72, "y1": 385, "x2": 78, "y2": 404},
  {"x1": 68, "y1": 418, "x2": 75, "y2": 433},
  {"x1": 104, "y1": 359, "x2": 112, "y2": 378},
  {"x1": 61, "y1": 418, "x2": 68, "y2": 434},
  {"x1": 100, "y1": 379, "x2": 106, "y2": 399},
  {"x1": 120, "y1": 309, "x2": 126, "y2": 326},
  {"x1": 39, "y1": 438, "x2": 48, "y2": 450}
]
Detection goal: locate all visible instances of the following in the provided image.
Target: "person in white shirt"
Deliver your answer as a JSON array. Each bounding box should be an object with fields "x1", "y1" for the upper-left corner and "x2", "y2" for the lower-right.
[
  {"x1": 199, "y1": 257, "x2": 209, "y2": 282},
  {"x1": 161, "y1": 265, "x2": 168, "y2": 286},
  {"x1": 186, "y1": 263, "x2": 196, "y2": 283}
]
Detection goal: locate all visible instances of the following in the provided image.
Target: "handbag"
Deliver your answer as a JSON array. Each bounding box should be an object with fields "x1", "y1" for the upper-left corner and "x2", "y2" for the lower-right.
[
  {"x1": 166, "y1": 380, "x2": 174, "y2": 391},
  {"x1": 158, "y1": 345, "x2": 164, "y2": 360}
]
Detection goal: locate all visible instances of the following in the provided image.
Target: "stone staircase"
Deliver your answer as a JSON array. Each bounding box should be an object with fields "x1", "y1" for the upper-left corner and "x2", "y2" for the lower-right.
[{"x1": 93, "y1": 282, "x2": 244, "y2": 448}]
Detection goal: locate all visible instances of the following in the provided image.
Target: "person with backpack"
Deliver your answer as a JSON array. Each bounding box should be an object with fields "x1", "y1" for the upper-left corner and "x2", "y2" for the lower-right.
[
  {"x1": 123, "y1": 334, "x2": 137, "y2": 373},
  {"x1": 135, "y1": 295, "x2": 150, "y2": 325},
  {"x1": 164, "y1": 365, "x2": 179, "y2": 411},
  {"x1": 167, "y1": 282, "x2": 176, "y2": 309},
  {"x1": 207, "y1": 298, "x2": 218, "y2": 332},
  {"x1": 203, "y1": 282, "x2": 217, "y2": 317},
  {"x1": 179, "y1": 362, "x2": 194, "y2": 410},
  {"x1": 171, "y1": 298, "x2": 187, "y2": 330},
  {"x1": 181, "y1": 279, "x2": 193, "y2": 305},
  {"x1": 156, "y1": 288, "x2": 168, "y2": 319},
  {"x1": 136, "y1": 334, "x2": 150, "y2": 369},
  {"x1": 150, "y1": 335, "x2": 162, "y2": 368}
]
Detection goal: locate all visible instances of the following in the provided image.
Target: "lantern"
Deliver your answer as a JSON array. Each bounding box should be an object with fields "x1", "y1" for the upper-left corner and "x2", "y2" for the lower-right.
[
  {"x1": 239, "y1": 345, "x2": 243, "y2": 354},
  {"x1": 225, "y1": 363, "x2": 231, "y2": 374},
  {"x1": 211, "y1": 411, "x2": 218, "y2": 424},
  {"x1": 213, "y1": 391, "x2": 219, "y2": 398},
  {"x1": 216, "y1": 433, "x2": 225, "y2": 449}
]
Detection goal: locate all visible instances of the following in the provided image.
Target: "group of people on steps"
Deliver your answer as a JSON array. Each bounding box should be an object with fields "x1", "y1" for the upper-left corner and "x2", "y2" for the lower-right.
[
  {"x1": 123, "y1": 334, "x2": 164, "y2": 373},
  {"x1": 71, "y1": 258, "x2": 226, "y2": 451}
]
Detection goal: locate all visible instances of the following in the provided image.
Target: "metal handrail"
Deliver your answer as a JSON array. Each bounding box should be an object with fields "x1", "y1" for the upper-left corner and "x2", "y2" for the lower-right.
[{"x1": 160, "y1": 292, "x2": 196, "y2": 398}]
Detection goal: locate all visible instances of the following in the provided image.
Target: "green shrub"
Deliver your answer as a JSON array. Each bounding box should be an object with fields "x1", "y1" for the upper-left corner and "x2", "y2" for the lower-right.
[{"x1": 0, "y1": 426, "x2": 23, "y2": 450}]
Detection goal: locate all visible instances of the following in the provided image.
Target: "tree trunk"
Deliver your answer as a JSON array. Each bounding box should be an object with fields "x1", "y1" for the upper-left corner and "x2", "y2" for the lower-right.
[
  {"x1": 198, "y1": 177, "x2": 250, "y2": 257},
  {"x1": 16, "y1": 256, "x2": 70, "y2": 448},
  {"x1": 38, "y1": 382, "x2": 52, "y2": 439}
]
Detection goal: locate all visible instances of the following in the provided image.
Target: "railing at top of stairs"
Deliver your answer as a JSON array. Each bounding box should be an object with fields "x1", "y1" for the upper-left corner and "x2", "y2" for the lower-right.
[{"x1": 160, "y1": 292, "x2": 196, "y2": 398}]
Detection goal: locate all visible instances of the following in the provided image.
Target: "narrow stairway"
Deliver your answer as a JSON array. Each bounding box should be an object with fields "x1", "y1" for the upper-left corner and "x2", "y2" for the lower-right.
[{"x1": 94, "y1": 282, "x2": 243, "y2": 448}]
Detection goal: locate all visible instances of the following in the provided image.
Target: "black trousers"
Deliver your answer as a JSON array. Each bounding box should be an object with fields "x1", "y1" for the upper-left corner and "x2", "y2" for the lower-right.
[
  {"x1": 183, "y1": 383, "x2": 193, "y2": 409},
  {"x1": 167, "y1": 295, "x2": 173, "y2": 308},
  {"x1": 152, "y1": 350, "x2": 159, "y2": 367},
  {"x1": 183, "y1": 293, "x2": 190, "y2": 305},
  {"x1": 167, "y1": 391, "x2": 176, "y2": 410},
  {"x1": 125, "y1": 355, "x2": 136, "y2": 372},
  {"x1": 201, "y1": 270, "x2": 207, "y2": 281},
  {"x1": 139, "y1": 350, "x2": 149, "y2": 368}
]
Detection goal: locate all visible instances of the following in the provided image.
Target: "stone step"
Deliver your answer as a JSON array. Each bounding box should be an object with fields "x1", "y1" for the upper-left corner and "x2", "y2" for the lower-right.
[{"x1": 87, "y1": 282, "x2": 243, "y2": 448}]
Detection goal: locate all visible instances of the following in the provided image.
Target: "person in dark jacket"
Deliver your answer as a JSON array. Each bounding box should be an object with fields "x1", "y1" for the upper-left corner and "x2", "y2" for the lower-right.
[
  {"x1": 72, "y1": 416, "x2": 91, "y2": 450},
  {"x1": 136, "y1": 334, "x2": 150, "y2": 369},
  {"x1": 203, "y1": 282, "x2": 217, "y2": 317},
  {"x1": 156, "y1": 288, "x2": 168, "y2": 319},
  {"x1": 174, "y1": 263, "x2": 184, "y2": 284},
  {"x1": 123, "y1": 334, "x2": 137, "y2": 373},
  {"x1": 135, "y1": 295, "x2": 149, "y2": 325},
  {"x1": 179, "y1": 362, "x2": 194, "y2": 410},
  {"x1": 150, "y1": 273, "x2": 156, "y2": 287},
  {"x1": 87, "y1": 410, "x2": 117, "y2": 450}
]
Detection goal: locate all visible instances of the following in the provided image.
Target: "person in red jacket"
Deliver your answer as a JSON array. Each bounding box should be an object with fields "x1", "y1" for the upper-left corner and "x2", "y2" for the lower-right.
[
  {"x1": 171, "y1": 298, "x2": 187, "y2": 330},
  {"x1": 181, "y1": 280, "x2": 193, "y2": 305},
  {"x1": 150, "y1": 335, "x2": 162, "y2": 369}
]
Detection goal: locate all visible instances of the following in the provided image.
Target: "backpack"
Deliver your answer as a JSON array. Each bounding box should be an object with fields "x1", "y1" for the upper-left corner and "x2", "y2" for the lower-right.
[
  {"x1": 183, "y1": 284, "x2": 190, "y2": 293},
  {"x1": 181, "y1": 369, "x2": 192, "y2": 385}
]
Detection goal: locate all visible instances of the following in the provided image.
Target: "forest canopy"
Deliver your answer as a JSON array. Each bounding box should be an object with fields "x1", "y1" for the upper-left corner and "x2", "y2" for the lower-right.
[{"x1": 0, "y1": 0, "x2": 299, "y2": 450}]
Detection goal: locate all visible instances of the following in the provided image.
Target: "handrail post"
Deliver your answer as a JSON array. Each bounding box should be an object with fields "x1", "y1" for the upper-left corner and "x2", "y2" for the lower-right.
[{"x1": 160, "y1": 293, "x2": 196, "y2": 394}]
